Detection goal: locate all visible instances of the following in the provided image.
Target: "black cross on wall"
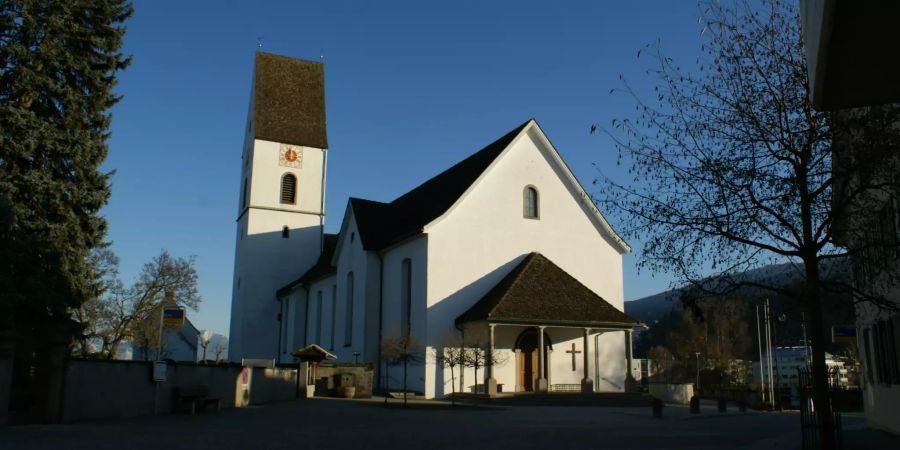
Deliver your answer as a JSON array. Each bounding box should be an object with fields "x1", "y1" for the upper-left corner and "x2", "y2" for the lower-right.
[{"x1": 565, "y1": 343, "x2": 581, "y2": 371}]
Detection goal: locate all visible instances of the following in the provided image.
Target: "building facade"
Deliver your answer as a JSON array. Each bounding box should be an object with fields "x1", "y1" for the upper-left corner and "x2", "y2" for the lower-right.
[{"x1": 229, "y1": 52, "x2": 643, "y2": 398}]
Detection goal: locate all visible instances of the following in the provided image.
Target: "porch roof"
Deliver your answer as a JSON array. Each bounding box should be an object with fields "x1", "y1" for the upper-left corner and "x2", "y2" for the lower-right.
[{"x1": 455, "y1": 253, "x2": 643, "y2": 330}]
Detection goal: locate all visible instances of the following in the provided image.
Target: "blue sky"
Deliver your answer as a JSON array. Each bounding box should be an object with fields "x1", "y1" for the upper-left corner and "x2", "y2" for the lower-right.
[{"x1": 105, "y1": 1, "x2": 707, "y2": 336}]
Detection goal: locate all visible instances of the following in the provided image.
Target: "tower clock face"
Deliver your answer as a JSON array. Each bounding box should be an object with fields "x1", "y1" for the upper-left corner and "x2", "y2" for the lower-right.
[{"x1": 279, "y1": 144, "x2": 303, "y2": 168}]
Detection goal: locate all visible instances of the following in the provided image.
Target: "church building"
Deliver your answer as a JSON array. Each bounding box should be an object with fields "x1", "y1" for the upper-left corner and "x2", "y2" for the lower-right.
[{"x1": 229, "y1": 52, "x2": 643, "y2": 398}]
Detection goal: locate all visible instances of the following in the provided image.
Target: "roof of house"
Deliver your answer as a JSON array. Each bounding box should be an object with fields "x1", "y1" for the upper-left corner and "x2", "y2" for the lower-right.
[
  {"x1": 253, "y1": 52, "x2": 328, "y2": 149},
  {"x1": 349, "y1": 119, "x2": 532, "y2": 251},
  {"x1": 277, "y1": 233, "x2": 338, "y2": 296},
  {"x1": 455, "y1": 253, "x2": 643, "y2": 328}
]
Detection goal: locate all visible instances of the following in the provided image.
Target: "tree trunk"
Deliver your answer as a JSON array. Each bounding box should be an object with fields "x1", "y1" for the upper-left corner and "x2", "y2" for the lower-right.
[
  {"x1": 450, "y1": 365, "x2": 456, "y2": 406},
  {"x1": 805, "y1": 256, "x2": 836, "y2": 450}
]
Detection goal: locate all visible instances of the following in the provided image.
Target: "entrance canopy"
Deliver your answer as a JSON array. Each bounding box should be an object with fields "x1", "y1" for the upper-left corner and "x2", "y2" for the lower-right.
[
  {"x1": 455, "y1": 253, "x2": 643, "y2": 330},
  {"x1": 291, "y1": 344, "x2": 337, "y2": 363}
]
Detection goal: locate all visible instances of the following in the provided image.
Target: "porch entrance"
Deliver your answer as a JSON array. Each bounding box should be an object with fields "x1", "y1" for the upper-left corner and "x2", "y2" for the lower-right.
[{"x1": 515, "y1": 329, "x2": 551, "y2": 392}]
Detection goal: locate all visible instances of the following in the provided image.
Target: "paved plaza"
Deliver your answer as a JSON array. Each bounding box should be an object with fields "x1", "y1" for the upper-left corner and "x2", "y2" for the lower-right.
[{"x1": 0, "y1": 398, "x2": 870, "y2": 450}]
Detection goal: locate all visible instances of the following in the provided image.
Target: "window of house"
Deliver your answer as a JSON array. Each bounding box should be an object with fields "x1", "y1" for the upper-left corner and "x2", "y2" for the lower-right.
[
  {"x1": 280, "y1": 173, "x2": 297, "y2": 205},
  {"x1": 524, "y1": 186, "x2": 539, "y2": 219},
  {"x1": 282, "y1": 226, "x2": 290, "y2": 239},
  {"x1": 315, "y1": 290, "x2": 323, "y2": 344},
  {"x1": 401, "y1": 259, "x2": 412, "y2": 338},
  {"x1": 344, "y1": 272, "x2": 354, "y2": 346},
  {"x1": 331, "y1": 285, "x2": 337, "y2": 350}
]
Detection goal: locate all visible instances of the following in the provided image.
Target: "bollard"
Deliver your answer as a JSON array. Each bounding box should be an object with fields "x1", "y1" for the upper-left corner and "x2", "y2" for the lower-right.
[
  {"x1": 652, "y1": 398, "x2": 663, "y2": 418},
  {"x1": 718, "y1": 398, "x2": 727, "y2": 413},
  {"x1": 690, "y1": 395, "x2": 700, "y2": 414}
]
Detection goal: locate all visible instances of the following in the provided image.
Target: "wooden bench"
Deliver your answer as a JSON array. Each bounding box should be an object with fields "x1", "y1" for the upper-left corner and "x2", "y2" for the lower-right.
[{"x1": 174, "y1": 386, "x2": 221, "y2": 414}]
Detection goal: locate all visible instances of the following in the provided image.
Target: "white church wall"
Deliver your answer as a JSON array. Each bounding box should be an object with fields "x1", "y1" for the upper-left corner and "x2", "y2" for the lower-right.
[
  {"x1": 231, "y1": 207, "x2": 321, "y2": 361},
  {"x1": 333, "y1": 211, "x2": 372, "y2": 363},
  {"x1": 306, "y1": 276, "x2": 337, "y2": 351},
  {"x1": 545, "y1": 328, "x2": 589, "y2": 388},
  {"x1": 379, "y1": 237, "x2": 428, "y2": 394},
  {"x1": 424, "y1": 127, "x2": 627, "y2": 397},
  {"x1": 285, "y1": 288, "x2": 305, "y2": 358},
  {"x1": 229, "y1": 137, "x2": 325, "y2": 362}
]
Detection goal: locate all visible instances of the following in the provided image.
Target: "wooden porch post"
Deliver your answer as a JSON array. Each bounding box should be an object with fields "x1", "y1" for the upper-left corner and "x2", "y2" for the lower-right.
[
  {"x1": 625, "y1": 329, "x2": 638, "y2": 392},
  {"x1": 581, "y1": 328, "x2": 593, "y2": 394},
  {"x1": 486, "y1": 323, "x2": 497, "y2": 397},
  {"x1": 537, "y1": 326, "x2": 548, "y2": 392}
]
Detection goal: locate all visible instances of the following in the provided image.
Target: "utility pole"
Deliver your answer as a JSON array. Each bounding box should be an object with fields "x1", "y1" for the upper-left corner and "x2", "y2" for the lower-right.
[
  {"x1": 768, "y1": 300, "x2": 773, "y2": 407},
  {"x1": 756, "y1": 305, "x2": 766, "y2": 403},
  {"x1": 695, "y1": 352, "x2": 701, "y2": 396}
]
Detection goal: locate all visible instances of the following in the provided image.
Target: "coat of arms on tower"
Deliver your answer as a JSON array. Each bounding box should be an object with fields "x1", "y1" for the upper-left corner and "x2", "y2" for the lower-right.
[{"x1": 279, "y1": 144, "x2": 303, "y2": 168}]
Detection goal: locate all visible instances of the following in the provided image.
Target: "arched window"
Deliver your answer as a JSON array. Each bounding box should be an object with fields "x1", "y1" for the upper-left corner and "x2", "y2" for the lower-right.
[
  {"x1": 523, "y1": 186, "x2": 539, "y2": 219},
  {"x1": 282, "y1": 226, "x2": 290, "y2": 239},
  {"x1": 400, "y1": 259, "x2": 412, "y2": 338},
  {"x1": 315, "y1": 290, "x2": 323, "y2": 344},
  {"x1": 280, "y1": 173, "x2": 297, "y2": 205},
  {"x1": 344, "y1": 272, "x2": 354, "y2": 346},
  {"x1": 330, "y1": 284, "x2": 337, "y2": 350}
]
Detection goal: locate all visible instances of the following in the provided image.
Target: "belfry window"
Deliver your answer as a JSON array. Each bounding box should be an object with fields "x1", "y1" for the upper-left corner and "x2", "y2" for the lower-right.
[
  {"x1": 524, "y1": 186, "x2": 539, "y2": 219},
  {"x1": 280, "y1": 173, "x2": 297, "y2": 205}
]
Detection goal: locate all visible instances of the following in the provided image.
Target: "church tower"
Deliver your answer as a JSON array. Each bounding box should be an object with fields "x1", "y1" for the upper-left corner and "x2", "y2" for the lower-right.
[{"x1": 229, "y1": 52, "x2": 328, "y2": 361}]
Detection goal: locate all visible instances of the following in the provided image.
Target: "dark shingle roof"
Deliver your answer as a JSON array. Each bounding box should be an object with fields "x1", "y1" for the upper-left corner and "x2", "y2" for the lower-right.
[
  {"x1": 349, "y1": 119, "x2": 532, "y2": 251},
  {"x1": 254, "y1": 52, "x2": 328, "y2": 149},
  {"x1": 277, "y1": 233, "x2": 338, "y2": 296},
  {"x1": 456, "y1": 253, "x2": 642, "y2": 328}
]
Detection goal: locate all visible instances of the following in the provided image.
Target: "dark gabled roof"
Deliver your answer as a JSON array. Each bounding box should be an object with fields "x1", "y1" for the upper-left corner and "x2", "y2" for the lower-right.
[
  {"x1": 456, "y1": 253, "x2": 642, "y2": 328},
  {"x1": 277, "y1": 233, "x2": 338, "y2": 296},
  {"x1": 347, "y1": 197, "x2": 390, "y2": 251},
  {"x1": 253, "y1": 52, "x2": 328, "y2": 149},
  {"x1": 349, "y1": 119, "x2": 532, "y2": 251}
]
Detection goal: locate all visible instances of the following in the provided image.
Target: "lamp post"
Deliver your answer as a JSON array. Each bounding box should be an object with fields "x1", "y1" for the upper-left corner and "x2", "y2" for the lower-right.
[
  {"x1": 353, "y1": 352, "x2": 361, "y2": 364},
  {"x1": 695, "y1": 352, "x2": 701, "y2": 395}
]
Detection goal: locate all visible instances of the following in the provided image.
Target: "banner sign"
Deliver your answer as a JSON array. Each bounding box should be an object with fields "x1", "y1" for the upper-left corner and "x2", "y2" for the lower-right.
[
  {"x1": 163, "y1": 307, "x2": 185, "y2": 327},
  {"x1": 832, "y1": 326, "x2": 856, "y2": 344}
]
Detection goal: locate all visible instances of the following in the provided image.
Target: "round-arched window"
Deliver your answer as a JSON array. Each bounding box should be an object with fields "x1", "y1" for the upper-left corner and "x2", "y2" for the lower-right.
[{"x1": 524, "y1": 186, "x2": 539, "y2": 219}]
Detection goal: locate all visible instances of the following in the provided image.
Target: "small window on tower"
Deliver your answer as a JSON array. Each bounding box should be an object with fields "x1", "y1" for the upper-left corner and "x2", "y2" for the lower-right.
[
  {"x1": 282, "y1": 226, "x2": 290, "y2": 239},
  {"x1": 242, "y1": 178, "x2": 248, "y2": 209},
  {"x1": 280, "y1": 173, "x2": 297, "y2": 205}
]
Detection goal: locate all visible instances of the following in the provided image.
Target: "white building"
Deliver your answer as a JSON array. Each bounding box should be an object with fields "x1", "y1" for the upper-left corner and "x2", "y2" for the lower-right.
[
  {"x1": 753, "y1": 346, "x2": 851, "y2": 408},
  {"x1": 802, "y1": 2, "x2": 900, "y2": 434},
  {"x1": 229, "y1": 52, "x2": 643, "y2": 398}
]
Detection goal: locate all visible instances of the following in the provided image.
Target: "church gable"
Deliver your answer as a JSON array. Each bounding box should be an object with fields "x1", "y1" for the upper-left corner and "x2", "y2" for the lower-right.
[{"x1": 424, "y1": 120, "x2": 629, "y2": 254}]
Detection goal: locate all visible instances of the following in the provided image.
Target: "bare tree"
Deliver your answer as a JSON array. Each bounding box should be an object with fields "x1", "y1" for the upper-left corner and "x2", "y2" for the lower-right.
[
  {"x1": 71, "y1": 249, "x2": 200, "y2": 359},
  {"x1": 199, "y1": 330, "x2": 213, "y2": 363},
  {"x1": 380, "y1": 332, "x2": 424, "y2": 406},
  {"x1": 131, "y1": 310, "x2": 168, "y2": 361},
  {"x1": 213, "y1": 342, "x2": 226, "y2": 362},
  {"x1": 597, "y1": 1, "x2": 900, "y2": 446},
  {"x1": 461, "y1": 338, "x2": 507, "y2": 394},
  {"x1": 432, "y1": 334, "x2": 466, "y2": 404}
]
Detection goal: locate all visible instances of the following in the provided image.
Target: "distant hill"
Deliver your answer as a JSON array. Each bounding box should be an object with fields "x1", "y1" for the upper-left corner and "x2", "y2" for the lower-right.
[
  {"x1": 624, "y1": 261, "x2": 855, "y2": 358},
  {"x1": 625, "y1": 262, "x2": 799, "y2": 325}
]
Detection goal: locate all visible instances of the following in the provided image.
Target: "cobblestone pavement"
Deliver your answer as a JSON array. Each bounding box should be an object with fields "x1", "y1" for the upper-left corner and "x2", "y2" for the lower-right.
[{"x1": 0, "y1": 398, "x2": 863, "y2": 450}]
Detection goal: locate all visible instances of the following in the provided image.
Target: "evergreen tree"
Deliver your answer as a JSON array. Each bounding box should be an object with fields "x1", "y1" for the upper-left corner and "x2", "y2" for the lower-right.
[{"x1": 0, "y1": 0, "x2": 132, "y2": 354}]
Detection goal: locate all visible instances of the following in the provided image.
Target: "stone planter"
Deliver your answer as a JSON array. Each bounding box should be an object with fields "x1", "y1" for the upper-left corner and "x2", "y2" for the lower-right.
[{"x1": 341, "y1": 386, "x2": 356, "y2": 399}]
